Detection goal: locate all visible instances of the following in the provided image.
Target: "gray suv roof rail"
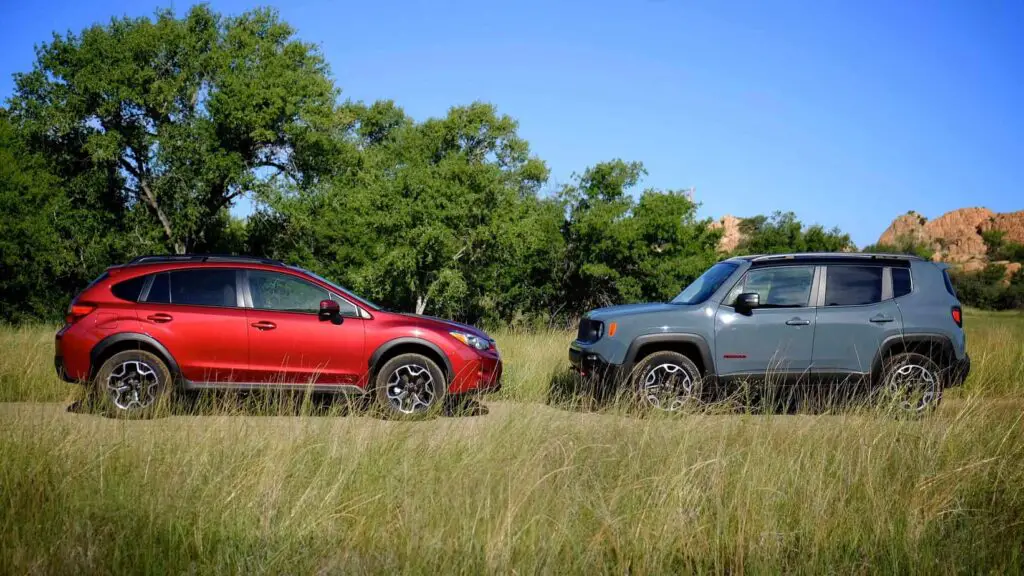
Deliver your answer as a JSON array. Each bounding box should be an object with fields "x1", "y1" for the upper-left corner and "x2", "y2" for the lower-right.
[
  {"x1": 750, "y1": 252, "x2": 925, "y2": 263},
  {"x1": 127, "y1": 254, "x2": 285, "y2": 266}
]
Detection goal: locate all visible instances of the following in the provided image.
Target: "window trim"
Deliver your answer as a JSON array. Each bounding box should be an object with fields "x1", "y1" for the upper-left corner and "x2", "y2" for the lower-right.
[
  {"x1": 241, "y1": 269, "x2": 364, "y2": 318},
  {"x1": 723, "y1": 264, "x2": 820, "y2": 310}
]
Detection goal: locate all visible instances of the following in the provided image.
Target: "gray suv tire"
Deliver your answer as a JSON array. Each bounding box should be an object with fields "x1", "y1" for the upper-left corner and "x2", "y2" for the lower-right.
[{"x1": 631, "y1": 351, "x2": 703, "y2": 411}]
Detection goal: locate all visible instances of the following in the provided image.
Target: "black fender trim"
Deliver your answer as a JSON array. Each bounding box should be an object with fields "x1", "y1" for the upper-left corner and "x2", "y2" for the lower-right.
[
  {"x1": 623, "y1": 333, "x2": 716, "y2": 378},
  {"x1": 869, "y1": 332, "x2": 956, "y2": 382},
  {"x1": 368, "y1": 337, "x2": 454, "y2": 380},
  {"x1": 89, "y1": 332, "x2": 181, "y2": 379}
]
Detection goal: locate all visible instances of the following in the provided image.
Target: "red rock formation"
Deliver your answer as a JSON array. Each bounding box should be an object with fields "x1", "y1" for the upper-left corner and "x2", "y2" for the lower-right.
[
  {"x1": 877, "y1": 207, "x2": 1024, "y2": 279},
  {"x1": 711, "y1": 215, "x2": 743, "y2": 253}
]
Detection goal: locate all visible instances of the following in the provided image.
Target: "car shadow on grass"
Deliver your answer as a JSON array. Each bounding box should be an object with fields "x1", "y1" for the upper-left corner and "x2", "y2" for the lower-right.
[
  {"x1": 66, "y1": 390, "x2": 489, "y2": 420},
  {"x1": 544, "y1": 368, "x2": 887, "y2": 417}
]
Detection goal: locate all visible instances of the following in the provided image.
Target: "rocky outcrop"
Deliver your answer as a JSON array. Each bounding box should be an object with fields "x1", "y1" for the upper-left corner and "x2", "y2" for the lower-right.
[
  {"x1": 711, "y1": 215, "x2": 743, "y2": 253},
  {"x1": 876, "y1": 208, "x2": 1024, "y2": 278},
  {"x1": 979, "y1": 211, "x2": 1024, "y2": 245}
]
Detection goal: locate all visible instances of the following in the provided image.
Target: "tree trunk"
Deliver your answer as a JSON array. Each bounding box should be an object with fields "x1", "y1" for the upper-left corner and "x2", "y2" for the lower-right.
[
  {"x1": 415, "y1": 295, "x2": 428, "y2": 315},
  {"x1": 137, "y1": 180, "x2": 182, "y2": 253},
  {"x1": 122, "y1": 159, "x2": 182, "y2": 253}
]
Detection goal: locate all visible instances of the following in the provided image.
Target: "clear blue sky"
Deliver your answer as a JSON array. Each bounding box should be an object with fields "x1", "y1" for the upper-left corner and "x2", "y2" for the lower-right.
[{"x1": 2, "y1": 0, "x2": 1022, "y2": 246}]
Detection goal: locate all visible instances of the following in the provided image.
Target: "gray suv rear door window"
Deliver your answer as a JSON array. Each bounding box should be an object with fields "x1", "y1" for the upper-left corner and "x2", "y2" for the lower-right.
[{"x1": 824, "y1": 266, "x2": 883, "y2": 306}]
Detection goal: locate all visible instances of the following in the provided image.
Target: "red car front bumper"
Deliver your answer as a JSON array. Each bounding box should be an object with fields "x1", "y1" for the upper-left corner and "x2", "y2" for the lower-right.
[{"x1": 448, "y1": 353, "x2": 503, "y2": 395}]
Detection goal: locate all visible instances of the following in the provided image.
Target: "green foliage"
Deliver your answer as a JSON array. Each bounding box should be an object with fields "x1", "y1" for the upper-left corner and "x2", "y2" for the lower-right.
[
  {"x1": 862, "y1": 234, "x2": 935, "y2": 260},
  {"x1": 980, "y1": 229, "x2": 1024, "y2": 262},
  {"x1": 0, "y1": 110, "x2": 144, "y2": 322},
  {"x1": 252, "y1": 101, "x2": 562, "y2": 323},
  {"x1": 9, "y1": 4, "x2": 963, "y2": 324},
  {"x1": 733, "y1": 211, "x2": 853, "y2": 255},
  {"x1": 559, "y1": 160, "x2": 721, "y2": 311},
  {"x1": 952, "y1": 264, "x2": 1024, "y2": 310},
  {"x1": 9, "y1": 5, "x2": 339, "y2": 254}
]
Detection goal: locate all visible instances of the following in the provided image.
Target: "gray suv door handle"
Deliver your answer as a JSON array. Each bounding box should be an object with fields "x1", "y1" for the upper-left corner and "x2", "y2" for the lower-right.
[
  {"x1": 785, "y1": 318, "x2": 810, "y2": 326},
  {"x1": 869, "y1": 315, "x2": 894, "y2": 323}
]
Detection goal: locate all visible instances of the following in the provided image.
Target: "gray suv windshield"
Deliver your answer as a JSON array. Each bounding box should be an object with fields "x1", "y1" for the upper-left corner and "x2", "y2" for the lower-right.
[{"x1": 671, "y1": 262, "x2": 738, "y2": 305}]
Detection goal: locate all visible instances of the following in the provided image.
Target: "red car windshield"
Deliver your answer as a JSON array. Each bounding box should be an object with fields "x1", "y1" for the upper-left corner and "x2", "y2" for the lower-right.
[{"x1": 293, "y1": 267, "x2": 383, "y2": 311}]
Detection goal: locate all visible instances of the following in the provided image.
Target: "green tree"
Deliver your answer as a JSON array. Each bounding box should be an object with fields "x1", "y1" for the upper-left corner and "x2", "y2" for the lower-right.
[
  {"x1": 951, "y1": 264, "x2": 1009, "y2": 310},
  {"x1": 560, "y1": 160, "x2": 721, "y2": 312},
  {"x1": 862, "y1": 233, "x2": 934, "y2": 259},
  {"x1": 10, "y1": 5, "x2": 340, "y2": 254},
  {"x1": 734, "y1": 211, "x2": 853, "y2": 255},
  {"x1": 0, "y1": 110, "x2": 138, "y2": 322},
  {"x1": 253, "y1": 101, "x2": 559, "y2": 322},
  {"x1": 980, "y1": 229, "x2": 1024, "y2": 262}
]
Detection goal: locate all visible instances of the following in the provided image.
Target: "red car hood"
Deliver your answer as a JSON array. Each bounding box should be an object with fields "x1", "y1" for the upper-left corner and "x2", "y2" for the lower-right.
[{"x1": 395, "y1": 313, "x2": 492, "y2": 341}]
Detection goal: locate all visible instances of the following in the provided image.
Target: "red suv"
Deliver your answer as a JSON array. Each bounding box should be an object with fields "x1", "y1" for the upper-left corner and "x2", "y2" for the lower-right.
[{"x1": 55, "y1": 255, "x2": 502, "y2": 418}]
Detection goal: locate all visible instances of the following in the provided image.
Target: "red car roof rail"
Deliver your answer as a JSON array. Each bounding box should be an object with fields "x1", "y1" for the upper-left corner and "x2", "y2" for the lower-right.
[{"x1": 127, "y1": 254, "x2": 285, "y2": 266}]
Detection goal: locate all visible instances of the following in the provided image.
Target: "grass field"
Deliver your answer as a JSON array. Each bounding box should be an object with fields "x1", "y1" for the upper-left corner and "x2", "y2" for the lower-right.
[{"x1": 1, "y1": 312, "x2": 1023, "y2": 573}]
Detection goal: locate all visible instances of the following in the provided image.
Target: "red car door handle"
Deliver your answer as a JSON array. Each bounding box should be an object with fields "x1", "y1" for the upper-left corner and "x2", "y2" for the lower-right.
[
  {"x1": 147, "y1": 313, "x2": 173, "y2": 323},
  {"x1": 251, "y1": 321, "x2": 277, "y2": 331}
]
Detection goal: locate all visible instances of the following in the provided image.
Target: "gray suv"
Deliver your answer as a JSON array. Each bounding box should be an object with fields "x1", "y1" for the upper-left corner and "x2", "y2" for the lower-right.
[{"x1": 569, "y1": 253, "x2": 970, "y2": 413}]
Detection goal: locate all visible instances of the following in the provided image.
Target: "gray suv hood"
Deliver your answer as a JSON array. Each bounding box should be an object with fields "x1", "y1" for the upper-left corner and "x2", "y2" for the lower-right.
[{"x1": 586, "y1": 302, "x2": 687, "y2": 321}]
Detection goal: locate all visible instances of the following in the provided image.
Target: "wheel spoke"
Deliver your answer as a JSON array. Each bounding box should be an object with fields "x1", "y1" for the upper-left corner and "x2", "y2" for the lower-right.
[
  {"x1": 886, "y1": 362, "x2": 938, "y2": 413},
  {"x1": 106, "y1": 360, "x2": 160, "y2": 411},
  {"x1": 641, "y1": 363, "x2": 695, "y2": 412},
  {"x1": 385, "y1": 363, "x2": 435, "y2": 414}
]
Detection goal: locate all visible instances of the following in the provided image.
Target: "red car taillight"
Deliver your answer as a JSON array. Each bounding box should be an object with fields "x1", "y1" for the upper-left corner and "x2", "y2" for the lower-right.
[
  {"x1": 65, "y1": 303, "x2": 96, "y2": 325},
  {"x1": 951, "y1": 306, "x2": 962, "y2": 328}
]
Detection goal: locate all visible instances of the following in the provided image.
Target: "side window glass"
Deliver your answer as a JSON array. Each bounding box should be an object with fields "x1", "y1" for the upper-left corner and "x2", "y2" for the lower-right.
[
  {"x1": 249, "y1": 271, "x2": 355, "y2": 314},
  {"x1": 330, "y1": 292, "x2": 360, "y2": 317},
  {"x1": 729, "y1": 266, "x2": 815, "y2": 308},
  {"x1": 146, "y1": 273, "x2": 170, "y2": 304},
  {"x1": 112, "y1": 276, "x2": 147, "y2": 302},
  {"x1": 168, "y1": 269, "x2": 238, "y2": 307},
  {"x1": 824, "y1": 266, "x2": 883, "y2": 306},
  {"x1": 892, "y1": 268, "x2": 912, "y2": 298},
  {"x1": 942, "y1": 269, "x2": 957, "y2": 297}
]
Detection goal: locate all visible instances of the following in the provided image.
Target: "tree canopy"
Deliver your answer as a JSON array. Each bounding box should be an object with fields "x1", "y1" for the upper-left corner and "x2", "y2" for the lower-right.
[
  {"x1": 3, "y1": 5, "x2": 1016, "y2": 324},
  {"x1": 733, "y1": 211, "x2": 853, "y2": 255},
  {"x1": 10, "y1": 5, "x2": 338, "y2": 254}
]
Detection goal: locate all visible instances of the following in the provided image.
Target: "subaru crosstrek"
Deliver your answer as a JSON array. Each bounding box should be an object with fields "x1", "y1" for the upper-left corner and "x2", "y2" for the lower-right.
[
  {"x1": 570, "y1": 253, "x2": 970, "y2": 414},
  {"x1": 55, "y1": 255, "x2": 502, "y2": 418}
]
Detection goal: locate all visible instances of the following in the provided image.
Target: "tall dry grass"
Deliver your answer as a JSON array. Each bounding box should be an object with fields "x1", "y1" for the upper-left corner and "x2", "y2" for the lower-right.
[{"x1": 0, "y1": 312, "x2": 1022, "y2": 573}]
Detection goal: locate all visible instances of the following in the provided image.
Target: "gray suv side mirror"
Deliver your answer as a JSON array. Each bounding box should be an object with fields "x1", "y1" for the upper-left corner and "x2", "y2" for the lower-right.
[{"x1": 735, "y1": 292, "x2": 760, "y2": 313}]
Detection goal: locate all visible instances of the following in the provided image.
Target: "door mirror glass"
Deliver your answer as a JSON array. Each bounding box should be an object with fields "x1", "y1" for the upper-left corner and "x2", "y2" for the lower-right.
[
  {"x1": 318, "y1": 299, "x2": 340, "y2": 321},
  {"x1": 736, "y1": 292, "x2": 760, "y2": 311}
]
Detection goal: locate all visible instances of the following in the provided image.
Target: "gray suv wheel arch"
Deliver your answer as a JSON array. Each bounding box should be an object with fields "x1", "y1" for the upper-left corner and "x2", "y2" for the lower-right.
[
  {"x1": 623, "y1": 333, "x2": 715, "y2": 378},
  {"x1": 870, "y1": 333, "x2": 956, "y2": 382}
]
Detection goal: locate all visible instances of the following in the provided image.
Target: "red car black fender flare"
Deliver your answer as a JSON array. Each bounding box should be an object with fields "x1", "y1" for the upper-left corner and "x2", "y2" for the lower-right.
[
  {"x1": 89, "y1": 332, "x2": 182, "y2": 380},
  {"x1": 367, "y1": 337, "x2": 455, "y2": 381}
]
